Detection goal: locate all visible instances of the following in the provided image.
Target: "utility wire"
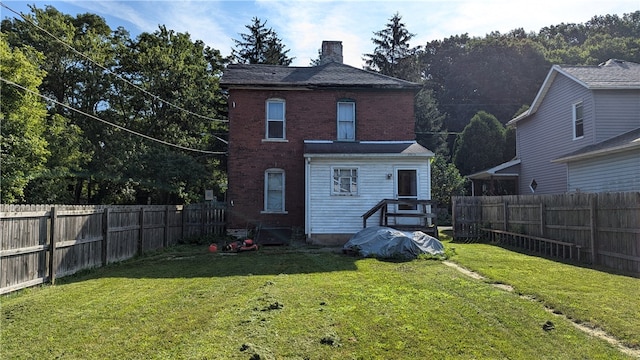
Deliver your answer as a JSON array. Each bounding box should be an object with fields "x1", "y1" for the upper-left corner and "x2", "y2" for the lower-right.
[
  {"x1": 1, "y1": 77, "x2": 227, "y2": 155},
  {"x1": 0, "y1": 2, "x2": 229, "y2": 125}
]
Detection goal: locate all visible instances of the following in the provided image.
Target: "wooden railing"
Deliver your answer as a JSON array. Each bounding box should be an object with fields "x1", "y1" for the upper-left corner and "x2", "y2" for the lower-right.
[{"x1": 362, "y1": 199, "x2": 438, "y2": 238}]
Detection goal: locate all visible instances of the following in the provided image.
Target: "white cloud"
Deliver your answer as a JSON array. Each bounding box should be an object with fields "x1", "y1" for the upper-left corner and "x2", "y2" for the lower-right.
[{"x1": 10, "y1": 0, "x2": 638, "y2": 68}]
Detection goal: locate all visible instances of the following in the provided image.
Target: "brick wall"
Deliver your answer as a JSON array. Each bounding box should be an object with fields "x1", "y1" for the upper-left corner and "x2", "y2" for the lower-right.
[{"x1": 226, "y1": 88, "x2": 416, "y2": 230}]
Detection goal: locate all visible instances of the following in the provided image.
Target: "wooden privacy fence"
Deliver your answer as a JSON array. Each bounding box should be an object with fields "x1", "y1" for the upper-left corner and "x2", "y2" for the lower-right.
[
  {"x1": 0, "y1": 203, "x2": 226, "y2": 294},
  {"x1": 452, "y1": 192, "x2": 640, "y2": 275}
]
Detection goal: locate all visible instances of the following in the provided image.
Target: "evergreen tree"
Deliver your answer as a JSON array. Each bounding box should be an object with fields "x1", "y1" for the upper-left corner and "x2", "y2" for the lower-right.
[
  {"x1": 363, "y1": 12, "x2": 421, "y2": 81},
  {"x1": 232, "y1": 17, "x2": 293, "y2": 65}
]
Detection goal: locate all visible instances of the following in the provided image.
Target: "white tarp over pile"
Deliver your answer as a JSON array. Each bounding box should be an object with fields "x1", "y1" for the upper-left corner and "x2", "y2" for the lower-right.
[{"x1": 343, "y1": 226, "x2": 445, "y2": 259}]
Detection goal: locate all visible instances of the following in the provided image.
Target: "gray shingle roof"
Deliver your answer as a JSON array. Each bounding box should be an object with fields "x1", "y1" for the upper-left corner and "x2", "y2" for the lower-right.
[
  {"x1": 559, "y1": 59, "x2": 640, "y2": 89},
  {"x1": 508, "y1": 59, "x2": 640, "y2": 126},
  {"x1": 304, "y1": 141, "x2": 433, "y2": 157},
  {"x1": 553, "y1": 127, "x2": 640, "y2": 162},
  {"x1": 220, "y1": 62, "x2": 421, "y2": 90}
]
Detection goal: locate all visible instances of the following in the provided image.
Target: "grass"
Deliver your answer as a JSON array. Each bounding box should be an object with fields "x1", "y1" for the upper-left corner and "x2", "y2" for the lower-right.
[
  {"x1": 444, "y1": 233, "x2": 640, "y2": 350},
  {"x1": 1, "y1": 237, "x2": 638, "y2": 359}
]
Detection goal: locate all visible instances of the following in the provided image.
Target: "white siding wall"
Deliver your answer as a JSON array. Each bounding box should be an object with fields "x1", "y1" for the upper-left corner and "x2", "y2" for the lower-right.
[
  {"x1": 567, "y1": 148, "x2": 640, "y2": 193},
  {"x1": 517, "y1": 75, "x2": 594, "y2": 194},
  {"x1": 307, "y1": 157, "x2": 431, "y2": 236}
]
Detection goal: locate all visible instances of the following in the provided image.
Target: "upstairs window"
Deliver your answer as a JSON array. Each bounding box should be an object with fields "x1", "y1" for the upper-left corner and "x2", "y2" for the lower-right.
[
  {"x1": 337, "y1": 101, "x2": 355, "y2": 141},
  {"x1": 266, "y1": 99, "x2": 285, "y2": 140},
  {"x1": 332, "y1": 167, "x2": 358, "y2": 195},
  {"x1": 573, "y1": 102, "x2": 584, "y2": 139},
  {"x1": 264, "y1": 168, "x2": 285, "y2": 212}
]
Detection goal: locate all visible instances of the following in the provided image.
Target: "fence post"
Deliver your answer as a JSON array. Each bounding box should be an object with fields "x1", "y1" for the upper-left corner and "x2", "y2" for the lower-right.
[
  {"x1": 181, "y1": 205, "x2": 187, "y2": 240},
  {"x1": 102, "y1": 207, "x2": 110, "y2": 266},
  {"x1": 48, "y1": 206, "x2": 57, "y2": 285},
  {"x1": 539, "y1": 203, "x2": 545, "y2": 237},
  {"x1": 590, "y1": 195, "x2": 598, "y2": 265},
  {"x1": 164, "y1": 206, "x2": 170, "y2": 248},
  {"x1": 503, "y1": 201, "x2": 509, "y2": 232},
  {"x1": 138, "y1": 207, "x2": 145, "y2": 256},
  {"x1": 452, "y1": 198, "x2": 457, "y2": 238},
  {"x1": 201, "y1": 204, "x2": 206, "y2": 236}
]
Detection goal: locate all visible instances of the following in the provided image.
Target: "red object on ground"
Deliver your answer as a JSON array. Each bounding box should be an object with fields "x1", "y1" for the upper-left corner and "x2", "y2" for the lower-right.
[{"x1": 208, "y1": 244, "x2": 218, "y2": 253}]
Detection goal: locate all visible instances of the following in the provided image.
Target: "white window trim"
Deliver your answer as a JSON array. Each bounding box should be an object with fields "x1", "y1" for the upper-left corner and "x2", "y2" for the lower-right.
[
  {"x1": 266, "y1": 99, "x2": 286, "y2": 140},
  {"x1": 337, "y1": 101, "x2": 355, "y2": 141},
  {"x1": 331, "y1": 166, "x2": 359, "y2": 196},
  {"x1": 572, "y1": 101, "x2": 584, "y2": 140},
  {"x1": 262, "y1": 168, "x2": 287, "y2": 214}
]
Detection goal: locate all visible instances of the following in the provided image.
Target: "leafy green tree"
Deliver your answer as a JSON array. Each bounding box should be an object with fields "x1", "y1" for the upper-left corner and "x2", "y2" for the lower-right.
[
  {"x1": 430, "y1": 155, "x2": 467, "y2": 224},
  {"x1": 104, "y1": 25, "x2": 228, "y2": 204},
  {"x1": 453, "y1": 111, "x2": 506, "y2": 176},
  {"x1": 232, "y1": 17, "x2": 293, "y2": 65},
  {"x1": 364, "y1": 12, "x2": 421, "y2": 81},
  {"x1": 0, "y1": 35, "x2": 48, "y2": 203},
  {"x1": 2, "y1": 5, "x2": 111, "y2": 203}
]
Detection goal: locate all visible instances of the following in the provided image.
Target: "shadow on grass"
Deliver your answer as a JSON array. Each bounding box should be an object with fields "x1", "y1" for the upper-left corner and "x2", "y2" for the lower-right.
[{"x1": 57, "y1": 243, "x2": 361, "y2": 285}]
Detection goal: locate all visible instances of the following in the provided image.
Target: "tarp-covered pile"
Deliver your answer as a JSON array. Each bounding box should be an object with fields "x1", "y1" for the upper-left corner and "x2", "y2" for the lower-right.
[{"x1": 343, "y1": 226, "x2": 444, "y2": 259}]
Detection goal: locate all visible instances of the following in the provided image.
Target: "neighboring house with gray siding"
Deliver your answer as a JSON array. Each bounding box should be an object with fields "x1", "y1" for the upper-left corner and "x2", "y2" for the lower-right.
[{"x1": 490, "y1": 59, "x2": 640, "y2": 195}]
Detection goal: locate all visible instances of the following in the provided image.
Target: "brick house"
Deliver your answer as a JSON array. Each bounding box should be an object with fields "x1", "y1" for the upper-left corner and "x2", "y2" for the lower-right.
[{"x1": 221, "y1": 41, "x2": 433, "y2": 245}]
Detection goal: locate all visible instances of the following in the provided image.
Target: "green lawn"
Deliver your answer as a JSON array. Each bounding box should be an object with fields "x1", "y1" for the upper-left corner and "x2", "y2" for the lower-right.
[{"x1": 1, "y1": 238, "x2": 638, "y2": 359}]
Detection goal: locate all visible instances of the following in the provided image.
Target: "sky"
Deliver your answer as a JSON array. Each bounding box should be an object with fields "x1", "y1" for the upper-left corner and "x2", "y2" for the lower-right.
[{"x1": 2, "y1": 0, "x2": 638, "y2": 67}]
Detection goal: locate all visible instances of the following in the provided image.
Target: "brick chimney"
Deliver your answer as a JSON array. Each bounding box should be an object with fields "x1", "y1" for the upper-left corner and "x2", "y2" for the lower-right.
[{"x1": 320, "y1": 41, "x2": 343, "y2": 64}]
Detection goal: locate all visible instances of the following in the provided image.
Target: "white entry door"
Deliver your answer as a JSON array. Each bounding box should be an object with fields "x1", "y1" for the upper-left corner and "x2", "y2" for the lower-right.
[{"x1": 395, "y1": 168, "x2": 420, "y2": 225}]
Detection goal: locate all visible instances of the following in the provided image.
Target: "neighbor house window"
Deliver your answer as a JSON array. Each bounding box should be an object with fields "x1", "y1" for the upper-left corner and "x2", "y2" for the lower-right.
[
  {"x1": 264, "y1": 169, "x2": 285, "y2": 212},
  {"x1": 573, "y1": 102, "x2": 584, "y2": 139},
  {"x1": 332, "y1": 167, "x2": 358, "y2": 195},
  {"x1": 337, "y1": 101, "x2": 355, "y2": 141},
  {"x1": 266, "y1": 99, "x2": 285, "y2": 140}
]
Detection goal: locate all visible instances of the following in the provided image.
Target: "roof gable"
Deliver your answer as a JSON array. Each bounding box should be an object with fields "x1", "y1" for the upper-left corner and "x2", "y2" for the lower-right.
[
  {"x1": 508, "y1": 59, "x2": 640, "y2": 126},
  {"x1": 220, "y1": 62, "x2": 421, "y2": 90}
]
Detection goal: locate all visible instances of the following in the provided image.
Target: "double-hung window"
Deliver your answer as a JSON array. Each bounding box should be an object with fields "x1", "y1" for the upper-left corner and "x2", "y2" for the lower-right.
[
  {"x1": 337, "y1": 101, "x2": 355, "y2": 141},
  {"x1": 573, "y1": 101, "x2": 584, "y2": 139},
  {"x1": 264, "y1": 169, "x2": 285, "y2": 212},
  {"x1": 266, "y1": 99, "x2": 285, "y2": 140},
  {"x1": 332, "y1": 167, "x2": 358, "y2": 195}
]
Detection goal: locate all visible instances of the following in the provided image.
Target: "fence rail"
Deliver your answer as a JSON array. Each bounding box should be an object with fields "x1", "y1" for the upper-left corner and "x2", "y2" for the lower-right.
[
  {"x1": 0, "y1": 203, "x2": 226, "y2": 294},
  {"x1": 452, "y1": 192, "x2": 639, "y2": 275}
]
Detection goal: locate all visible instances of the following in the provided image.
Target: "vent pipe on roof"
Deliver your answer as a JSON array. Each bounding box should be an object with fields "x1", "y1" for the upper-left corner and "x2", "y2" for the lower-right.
[{"x1": 320, "y1": 41, "x2": 343, "y2": 65}]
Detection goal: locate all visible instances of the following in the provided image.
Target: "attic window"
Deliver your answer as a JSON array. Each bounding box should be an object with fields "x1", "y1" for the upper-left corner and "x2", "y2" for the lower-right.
[{"x1": 529, "y1": 179, "x2": 538, "y2": 193}]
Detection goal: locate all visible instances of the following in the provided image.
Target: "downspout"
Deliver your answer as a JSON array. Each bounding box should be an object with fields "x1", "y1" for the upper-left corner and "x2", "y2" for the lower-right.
[{"x1": 304, "y1": 156, "x2": 311, "y2": 240}]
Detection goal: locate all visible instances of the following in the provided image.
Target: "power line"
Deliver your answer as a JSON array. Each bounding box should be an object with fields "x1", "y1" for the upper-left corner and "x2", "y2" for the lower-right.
[
  {"x1": 0, "y1": 2, "x2": 229, "y2": 125},
  {"x1": 1, "y1": 77, "x2": 227, "y2": 155}
]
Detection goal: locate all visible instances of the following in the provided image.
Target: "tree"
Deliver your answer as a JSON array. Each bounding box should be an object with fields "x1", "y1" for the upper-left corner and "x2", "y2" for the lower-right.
[
  {"x1": 430, "y1": 155, "x2": 467, "y2": 224},
  {"x1": 2, "y1": 5, "x2": 111, "y2": 203},
  {"x1": 0, "y1": 35, "x2": 49, "y2": 203},
  {"x1": 453, "y1": 111, "x2": 506, "y2": 176},
  {"x1": 232, "y1": 17, "x2": 293, "y2": 65},
  {"x1": 364, "y1": 12, "x2": 421, "y2": 81},
  {"x1": 414, "y1": 88, "x2": 447, "y2": 156},
  {"x1": 103, "y1": 25, "x2": 228, "y2": 204}
]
